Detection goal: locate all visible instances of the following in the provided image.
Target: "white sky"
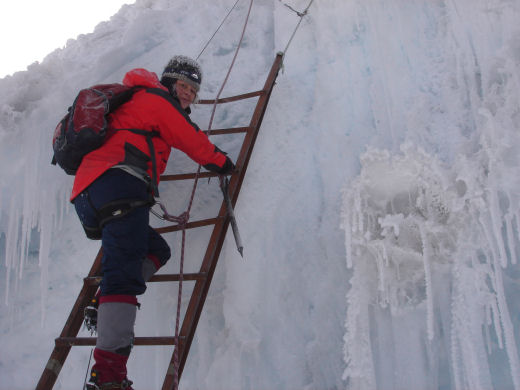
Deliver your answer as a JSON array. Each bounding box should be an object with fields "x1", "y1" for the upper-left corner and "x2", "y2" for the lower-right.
[{"x1": 0, "y1": 1, "x2": 135, "y2": 78}]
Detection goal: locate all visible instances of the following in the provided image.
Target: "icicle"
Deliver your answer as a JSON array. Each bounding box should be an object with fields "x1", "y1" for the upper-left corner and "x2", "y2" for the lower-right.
[
  {"x1": 516, "y1": 209, "x2": 520, "y2": 245},
  {"x1": 456, "y1": 256, "x2": 495, "y2": 389},
  {"x1": 451, "y1": 320, "x2": 463, "y2": 390},
  {"x1": 474, "y1": 244, "x2": 506, "y2": 351},
  {"x1": 450, "y1": 256, "x2": 464, "y2": 390},
  {"x1": 489, "y1": 189, "x2": 509, "y2": 268},
  {"x1": 341, "y1": 187, "x2": 354, "y2": 269},
  {"x1": 479, "y1": 213, "x2": 500, "y2": 271},
  {"x1": 505, "y1": 212, "x2": 516, "y2": 264},
  {"x1": 372, "y1": 244, "x2": 386, "y2": 306},
  {"x1": 356, "y1": 192, "x2": 363, "y2": 233},
  {"x1": 18, "y1": 205, "x2": 32, "y2": 281},
  {"x1": 342, "y1": 260, "x2": 377, "y2": 390},
  {"x1": 490, "y1": 252, "x2": 520, "y2": 389},
  {"x1": 38, "y1": 189, "x2": 54, "y2": 325},
  {"x1": 4, "y1": 197, "x2": 21, "y2": 305},
  {"x1": 381, "y1": 241, "x2": 389, "y2": 267},
  {"x1": 484, "y1": 304, "x2": 492, "y2": 354},
  {"x1": 419, "y1": 222, "x2": 434, "y2": 341},
  {"x1": 343, "y1": 207, "x2": 353, "y2": 269},
  {"x1": 489, "y1": 292, "x2": 503, "y2": 349}
]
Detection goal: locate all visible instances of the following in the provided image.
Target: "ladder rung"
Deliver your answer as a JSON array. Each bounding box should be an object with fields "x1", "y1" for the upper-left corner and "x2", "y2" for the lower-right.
[
  {"x1": 155, "y1": 217, "x2": 220, "y2": 234},
  {"x1": 149, "y1": 273, "x2": 207, "y2": 282},
  {"x1": 161, "y1": 171, "x2": 217, "y2": 181},
  {"x1": 55, "y1": 336, "x2": 184, "y2": 347},
  {"x1": 198, "y1": 90, "x2": 264, "y2": 104},
  {"x1": 161, "y1": 170, "x2": 235, "y2": 181},
  {"x1": 202, "y1": 126, "x2": 251, "y2": 135},
  {"x1": 84, "y1": 272, "x2": 207, "y2": 286}
]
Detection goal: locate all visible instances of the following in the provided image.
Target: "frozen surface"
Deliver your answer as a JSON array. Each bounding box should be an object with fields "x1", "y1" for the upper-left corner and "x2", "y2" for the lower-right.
[{"x1": 1, "y1": 0, "x2": 520, "y2": 389}]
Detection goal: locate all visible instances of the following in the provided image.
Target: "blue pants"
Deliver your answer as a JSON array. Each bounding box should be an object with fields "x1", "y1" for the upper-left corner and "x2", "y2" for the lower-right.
[{"x1": 74, "y1": 169, "x2": 171, "y2": 296}]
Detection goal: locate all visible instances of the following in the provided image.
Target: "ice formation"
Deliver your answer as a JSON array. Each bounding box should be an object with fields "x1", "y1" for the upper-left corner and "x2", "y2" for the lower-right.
[
  {"x1": 1, "y1": 0, "x2": 520, "y2": 388},
  {"x1": 342, "y1": 140, "x2": 520, "y2": 389}
]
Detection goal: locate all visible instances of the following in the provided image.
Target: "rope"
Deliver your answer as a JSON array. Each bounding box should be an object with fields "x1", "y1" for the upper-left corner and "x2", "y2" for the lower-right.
[
  {"x1": 83, "y1": 348, "x2": 94, "y2": 388},
  {"x1": 153, "y1": 0, "x2": 315, "y2": 222},
  {"x1": 279, "y1": 0, "x2": 315, "y2": 58},
  {"x1": 171, "y1": 1, "x2": 254, "y2": 389},
  {"x1": 278, "y1": 0, "x2": 307, "y2": 17},
  {"x1": 196, "y1": 0, "x2": 242, "y2": 61},
  {"x1": 206, "y1": 0, "x2": 254, "y2": 136},
  {"x1": 153, "y1": 0, "x2": 311, "y2": 386}
]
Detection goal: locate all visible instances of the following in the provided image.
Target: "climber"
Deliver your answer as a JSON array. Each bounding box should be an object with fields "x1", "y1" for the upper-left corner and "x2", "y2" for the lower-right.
[{"x1": 71, "y1": 55, "x2": 235, "y2": 390}]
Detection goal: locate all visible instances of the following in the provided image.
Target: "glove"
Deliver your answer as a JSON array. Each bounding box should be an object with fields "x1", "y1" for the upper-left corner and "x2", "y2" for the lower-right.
[{"x1": 218, "y1": 156, "x2": 235, "y2": 175}]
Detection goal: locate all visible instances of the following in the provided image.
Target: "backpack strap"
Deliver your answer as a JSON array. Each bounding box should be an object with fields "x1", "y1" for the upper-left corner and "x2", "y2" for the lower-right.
[{"x1": 113, "y1": 129, "x2": 161, "y2": 197}]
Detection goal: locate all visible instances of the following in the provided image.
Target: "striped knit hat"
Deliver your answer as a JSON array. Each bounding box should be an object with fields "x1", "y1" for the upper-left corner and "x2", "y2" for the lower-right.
[{"x1": 160, "y1": 55, "x2": 202, "y2": 93}]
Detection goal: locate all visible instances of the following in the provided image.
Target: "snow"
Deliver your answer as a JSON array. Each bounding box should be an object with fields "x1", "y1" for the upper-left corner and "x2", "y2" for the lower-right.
[{"x1": 1, "y1": 0, "x2": 520, "y2": 389}]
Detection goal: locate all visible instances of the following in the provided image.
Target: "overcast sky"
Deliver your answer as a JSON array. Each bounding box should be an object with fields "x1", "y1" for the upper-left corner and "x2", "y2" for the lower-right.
[{"x1": 0, "y1": 1, "x2": 135, "y2": 78}]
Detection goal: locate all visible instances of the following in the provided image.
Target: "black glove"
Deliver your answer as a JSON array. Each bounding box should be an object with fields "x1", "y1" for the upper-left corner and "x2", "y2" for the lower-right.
[{"x1": 217, "y1": 156, "x2": 235, "y2": 175}]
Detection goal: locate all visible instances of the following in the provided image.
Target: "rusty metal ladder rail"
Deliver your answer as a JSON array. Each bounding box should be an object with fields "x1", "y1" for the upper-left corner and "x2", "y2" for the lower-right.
[{"x1": 35, "y1": 52, "x2": 283, "y2": 390}]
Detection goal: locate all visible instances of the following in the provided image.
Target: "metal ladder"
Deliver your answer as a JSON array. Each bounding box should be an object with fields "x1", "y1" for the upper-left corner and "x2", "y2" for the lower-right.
[{"x1": 36, "y1": 53, "x2": 283, "y2": 390}]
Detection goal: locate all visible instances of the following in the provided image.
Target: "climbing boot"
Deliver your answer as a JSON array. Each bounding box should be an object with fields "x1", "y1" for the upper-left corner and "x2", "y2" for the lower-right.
[
  {"x1": 85, "y1": 369, "x2": 134, "y2": 389},
  {"x1": 84, "y1": 295, "x2": 99, "y2": 333},
  {"x1": 86, "y1": 348, "x2": 134, "y2": 390}
]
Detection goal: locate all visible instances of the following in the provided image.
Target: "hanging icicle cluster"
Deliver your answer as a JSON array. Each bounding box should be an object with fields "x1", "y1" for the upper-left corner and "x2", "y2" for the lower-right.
[{"x1": 341, "y1": 139, "x2": 520, "y2": 390}]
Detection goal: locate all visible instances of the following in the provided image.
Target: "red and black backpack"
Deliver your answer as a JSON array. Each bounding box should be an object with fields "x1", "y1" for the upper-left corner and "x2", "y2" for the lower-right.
[{"x1": 51, "y1": 83, "x2": 140, "y2": 175}]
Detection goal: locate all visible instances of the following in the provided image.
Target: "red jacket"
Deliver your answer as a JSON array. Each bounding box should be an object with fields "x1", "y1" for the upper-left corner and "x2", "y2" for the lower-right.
[{"x1": 71, "y1": 69, "x2": 227, "y2": 201}]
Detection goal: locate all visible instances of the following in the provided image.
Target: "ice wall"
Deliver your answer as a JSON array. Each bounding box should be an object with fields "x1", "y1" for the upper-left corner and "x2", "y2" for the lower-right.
[
  {"x1": 341, "y1": 141, "x2": 520, "y2": 389},
  {"x1": 1, "y1": 0, "x2": 520, "y2": 389},
  {"x1": 340, "y1": 0, "x2": 520, "y2": 387}
]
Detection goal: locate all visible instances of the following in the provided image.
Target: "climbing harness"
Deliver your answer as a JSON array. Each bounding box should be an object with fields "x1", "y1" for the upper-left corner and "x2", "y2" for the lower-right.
[
  {"x1": 80, "y1": 192, "x2": 155, "y2": 240},
  {"x1": 150, "y1": 201, "x2": 189, "y2": 225}
]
